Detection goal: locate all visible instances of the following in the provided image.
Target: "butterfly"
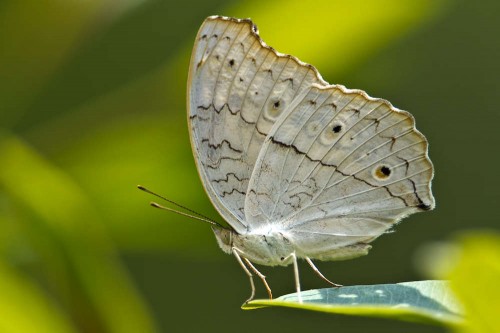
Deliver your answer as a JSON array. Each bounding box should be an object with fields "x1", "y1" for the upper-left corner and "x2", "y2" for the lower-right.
[{"x1": 187, "y1": 15, "x2": 434, "y2": 303}]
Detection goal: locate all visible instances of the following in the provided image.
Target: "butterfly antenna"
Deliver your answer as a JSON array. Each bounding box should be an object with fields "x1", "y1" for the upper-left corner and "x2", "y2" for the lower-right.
[{"x1": 137, "y1": 185, "x2": 224, "y2": 228}]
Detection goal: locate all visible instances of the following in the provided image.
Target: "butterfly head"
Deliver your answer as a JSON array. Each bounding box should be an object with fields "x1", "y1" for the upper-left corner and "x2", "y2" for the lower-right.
[{"x1": 212, "y1": 225, "x2": 233, "y2": 254}]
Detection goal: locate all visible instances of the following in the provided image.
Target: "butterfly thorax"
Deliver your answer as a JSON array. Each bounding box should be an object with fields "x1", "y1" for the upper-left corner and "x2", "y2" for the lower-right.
[{"x1": 212, "y1": 226, "x2": 295, "y2": 267}]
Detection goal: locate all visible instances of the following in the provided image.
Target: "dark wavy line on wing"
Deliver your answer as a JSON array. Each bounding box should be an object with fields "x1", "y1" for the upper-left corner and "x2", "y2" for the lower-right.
[
  {"x1": 197, "y1": 103, "x2": 256, "y2": 124},
  {"x1": 212, "y1": 172, "x2": 249, "y2": 184},
  {"x1": 201, "y1": 138, "x2": 243, "y2": 153},
  {"x1": 268, "y1": 135, "x2": 411, "y2": 207}
]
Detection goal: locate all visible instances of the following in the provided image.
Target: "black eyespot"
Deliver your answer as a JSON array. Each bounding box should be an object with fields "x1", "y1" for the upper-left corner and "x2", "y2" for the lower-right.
[
  {"x1": 229, "y1": 59, "x2": 235, "y2": 67},
  {"x1": 332, "y1": 125, "x2": 342, "y2": 133},
  {"x1": 273, "y1": 100, "x2": 280, "y2": 109},
  {"x1": 374, "y1": 165, "x2": 392, "y2": 180},
  {"x1": 381, "y1": 166, "x2": 391, "y2": 176},
  {"x1": 280, "y1": 257, "x2": 285, "y2": 261}
]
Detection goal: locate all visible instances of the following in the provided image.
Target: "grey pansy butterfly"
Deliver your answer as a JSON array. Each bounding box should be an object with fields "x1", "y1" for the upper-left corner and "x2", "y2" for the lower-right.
[{"x1": 187, "y1": 16, "x2": 434, "y2": 303}]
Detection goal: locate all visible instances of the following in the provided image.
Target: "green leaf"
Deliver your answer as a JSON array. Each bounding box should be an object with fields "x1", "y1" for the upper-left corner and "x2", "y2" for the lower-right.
[
  {"x1": 0, "y1": 0, "x2": 106, "y2": 124},
  {"x1": 227, "y1": 0, "x2": 451, "y2": 79},
  {"x1": 0, "y1": 261, "x2": 77, "y2": 333},
  {"x1": 0, "y1": 133, "x2": 158, "y2": 333},
  {"x1": 447, "y1": 232, "x2": 500, "y2": 333},
  {"x1": 243, "y1": 280, "x2": 463, "y2": 326},
  {"x1": 415, "y1": 231, "x2": 500, "y2": 333}
]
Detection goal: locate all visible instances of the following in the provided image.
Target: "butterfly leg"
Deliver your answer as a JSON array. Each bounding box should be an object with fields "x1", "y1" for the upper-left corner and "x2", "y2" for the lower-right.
[
  {"x1": 283, "y1": 251, "x2": 302, "y2": 303},
  {"x1": 232, "y1": 247, "x2": 256, "y2": 303},
  {"x1": 243, "y1": 258, "x2": 273, "y2": 299},
  {"x1": 305, "y1": 257, "x2": 343, "y2": 287}
]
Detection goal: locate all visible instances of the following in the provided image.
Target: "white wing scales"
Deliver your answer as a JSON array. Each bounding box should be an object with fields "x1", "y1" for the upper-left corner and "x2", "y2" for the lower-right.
[
  {"x1": 188, "y1": 16, "x2": 434, "y2": 257},
  {"x1": 187, "y1": 16, "x2": 436, "y2": 302},
  {"x1": 245, "y1": 84, "x2": 434, "y2": 254},
  {"x1": 188, "y1": 17, "x2": 323, "y2": 232}
]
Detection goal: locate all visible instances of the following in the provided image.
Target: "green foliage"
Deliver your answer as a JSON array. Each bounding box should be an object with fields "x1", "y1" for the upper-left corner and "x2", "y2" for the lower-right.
[
  {"x1": 244, "y1": 280, "x2": 463, "y2": 326},
  {"x1": 0, "y1": 0, "x2": 496, "y2": 332},
  {"x1": 229, "y1": 0, "x2": 450, "y2": 79},
  {"x1": 446, "y1": 232, "x2": 500, "y2": 333},
  {"x1": 245, "y1": 232, "x2": 500, "y2": 332},
  {"x1": 0, "y1": 261, "x2": 76, "y2": 333},
  {"x1": 0, "y1": 133, "x2": 156, "y2": 332}
]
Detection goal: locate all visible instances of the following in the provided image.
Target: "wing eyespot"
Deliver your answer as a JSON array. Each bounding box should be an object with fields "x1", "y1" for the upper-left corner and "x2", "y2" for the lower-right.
[
  {"x1": 319, "y1": 121, "x2": 344, "y2": 145},
  {"x1": 373, "y1": 165, "x2": 392, "y2": 180},
  {"x1": 189, "y1": 17, "x2": 434, "y2": 235},
  {"x1": 264, "y1": 98, "x2": 285, "y2": 121}
]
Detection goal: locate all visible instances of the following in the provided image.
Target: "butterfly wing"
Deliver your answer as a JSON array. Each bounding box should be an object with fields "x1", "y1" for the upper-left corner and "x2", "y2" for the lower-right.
[
  {"x1": 188, "y1": 16, "x2": 323, "y2": 232},
  {"x1": 245, "y1": 83, "x2": 434, "y2": 255}
]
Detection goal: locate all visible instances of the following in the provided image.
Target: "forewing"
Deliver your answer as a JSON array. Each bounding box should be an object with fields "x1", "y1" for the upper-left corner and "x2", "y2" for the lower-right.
[
  {"x1": 245, "y1": 84, "x2": 435, "y2": 243},
  {"x1": 188, "y1": 16, "x2": 323, "y2": 232}
]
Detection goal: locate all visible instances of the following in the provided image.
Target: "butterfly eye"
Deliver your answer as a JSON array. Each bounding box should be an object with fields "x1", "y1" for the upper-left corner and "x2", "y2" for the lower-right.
[{"x1": 374, "y1": 165, "x2": 392, "y2": 180}]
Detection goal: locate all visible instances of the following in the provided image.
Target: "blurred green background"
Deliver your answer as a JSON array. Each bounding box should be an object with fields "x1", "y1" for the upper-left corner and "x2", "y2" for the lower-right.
[{"x1": 0, "y1": 0, "x2": 498, "y2": 332}]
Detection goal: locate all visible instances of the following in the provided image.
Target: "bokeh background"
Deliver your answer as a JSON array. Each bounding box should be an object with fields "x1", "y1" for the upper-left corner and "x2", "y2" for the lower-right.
[{"x1": 0, "y1": 0, "x2": 498, "y2": 332}]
